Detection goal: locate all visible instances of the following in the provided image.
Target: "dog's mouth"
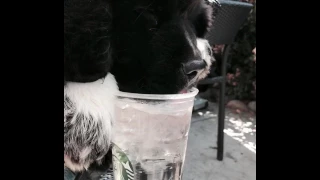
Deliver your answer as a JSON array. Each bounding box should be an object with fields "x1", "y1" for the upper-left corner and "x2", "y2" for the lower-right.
[
  {"x1": 179, "y1": 89, "x2": 188, "y2": 94},
  {"x1": 178, "y1": 72, "x2": 204, "y2": 94},
  {"x1": 179, "y1": 82, "x2": 197, "y2": 94},
  {"x1": 179, "y1": 63, "x2": 211, "y2": 94}
]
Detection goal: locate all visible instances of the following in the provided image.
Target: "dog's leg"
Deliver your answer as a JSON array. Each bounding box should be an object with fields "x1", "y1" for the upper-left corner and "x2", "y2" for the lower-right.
[{"x1": 64, "y1": 73, "x2": 118, "y2": 172}]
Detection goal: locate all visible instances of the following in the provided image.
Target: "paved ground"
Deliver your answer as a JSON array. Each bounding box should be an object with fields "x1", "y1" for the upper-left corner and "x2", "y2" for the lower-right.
[{"x1": 183, "y1": 102, "x2": 256, "y2": 180}]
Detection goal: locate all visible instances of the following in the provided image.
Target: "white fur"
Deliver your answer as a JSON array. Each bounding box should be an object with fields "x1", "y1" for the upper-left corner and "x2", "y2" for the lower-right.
[
  {"x1": 64, "y1": 73, "x2": 118, "y2": 172},
  {"x1": 185, "y1": 28, "x2": 197, "y2": 56},
  {"x1": 197, "y1": 38, "x2": 214, "y2": 67},
  {"x1": 182, "y1": 23, "x2": 214, "y2": 85},
  {"x1": 64, "y1": 74, "x2": 118, "y2": 127},
  {"x1": 79, "y1": 147, "x2": 92, "y2": 160},
  {"x1": 187, "y1": 38, "x2": 214, "y2": 85}
]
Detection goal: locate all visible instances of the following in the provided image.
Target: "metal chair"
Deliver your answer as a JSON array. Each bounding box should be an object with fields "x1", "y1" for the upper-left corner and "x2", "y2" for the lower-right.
[{"x1": 197, "y1": 0, "x2": 253, "y2": 161}]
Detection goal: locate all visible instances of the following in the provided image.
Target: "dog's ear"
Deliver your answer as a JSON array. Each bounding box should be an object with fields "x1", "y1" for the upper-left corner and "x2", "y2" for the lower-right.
[
  {"x1": 193, "y1": 3, "x2": 213, "y2": 38},
  {"x1": 190, "y1": 1, "x2": 213, "y2": 38},
  {"x1": 179, "y1": 0, "x2": 213, "y2": 38},
  {"x1": 64, "y1": 0, "x2": 112, "y2": 83}
]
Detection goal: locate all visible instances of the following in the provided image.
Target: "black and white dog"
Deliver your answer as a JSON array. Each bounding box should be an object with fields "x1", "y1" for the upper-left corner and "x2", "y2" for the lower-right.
[{"x1": 64, "y1": 0, "x2": 215, "y2": 173}]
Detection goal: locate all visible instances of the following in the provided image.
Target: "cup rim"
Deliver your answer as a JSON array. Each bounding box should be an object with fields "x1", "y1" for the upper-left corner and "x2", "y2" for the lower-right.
[{"x1": 116, "y1": 87, "x2": 199, "y2": 100}]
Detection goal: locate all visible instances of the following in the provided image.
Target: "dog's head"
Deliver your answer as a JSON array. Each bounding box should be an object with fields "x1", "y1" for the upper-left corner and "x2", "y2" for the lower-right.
[
  {"x1": 64, "y1": 0, "x2": 214, "y2": 94},
  {"x1": 111, "y1": 0, "x2": 214, "y2": 94}
]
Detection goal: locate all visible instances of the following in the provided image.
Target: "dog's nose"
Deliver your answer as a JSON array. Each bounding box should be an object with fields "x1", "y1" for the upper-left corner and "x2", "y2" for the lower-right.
[{"x1": 182, "y1": 59, "x2": 207, "y2": 80}]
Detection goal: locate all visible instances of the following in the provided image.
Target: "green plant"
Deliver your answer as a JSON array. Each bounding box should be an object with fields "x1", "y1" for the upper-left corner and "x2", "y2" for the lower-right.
[{"x1": 226, "y1": 0, "x2": 256, "y2": 100}]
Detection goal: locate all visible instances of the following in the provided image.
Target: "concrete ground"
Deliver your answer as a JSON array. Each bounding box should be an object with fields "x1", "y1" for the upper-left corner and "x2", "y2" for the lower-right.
[{"x1": 183, "y1": 102, "x2": 256, "y2": 180}]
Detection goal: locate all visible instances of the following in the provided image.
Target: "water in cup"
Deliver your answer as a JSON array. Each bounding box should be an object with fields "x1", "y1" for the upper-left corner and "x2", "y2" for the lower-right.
[{"x1": 112, "y1": 90, "x2": 197, "y2": 180}]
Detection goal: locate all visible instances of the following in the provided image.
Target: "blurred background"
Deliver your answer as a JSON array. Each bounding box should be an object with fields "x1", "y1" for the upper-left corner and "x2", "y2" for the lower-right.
[{"x1": 184, "y1": 0, "x2": 256, "y2": 179}]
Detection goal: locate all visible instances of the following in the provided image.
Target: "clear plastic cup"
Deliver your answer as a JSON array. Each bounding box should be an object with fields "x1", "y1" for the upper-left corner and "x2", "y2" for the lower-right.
[{"x1": 112, "y1": 88, "x2": 198, "y2": 180}]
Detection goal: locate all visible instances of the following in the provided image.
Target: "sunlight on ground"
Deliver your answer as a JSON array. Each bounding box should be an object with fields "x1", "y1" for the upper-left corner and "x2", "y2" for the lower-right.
[
  {"x1": 197, "y1": 111, "x2": 216, "y2": 117},
  {"x1": 194, "y1": 108, "x2": 256, "y2": 153},
  {"x1": 224, "y1": 115, "x2": 256, "y2": 153}
]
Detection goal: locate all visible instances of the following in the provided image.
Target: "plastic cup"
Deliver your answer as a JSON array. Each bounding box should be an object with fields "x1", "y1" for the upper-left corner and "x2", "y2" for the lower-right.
[{"x1": 112, "y1": 88, "x2": 198, "y2": 180}]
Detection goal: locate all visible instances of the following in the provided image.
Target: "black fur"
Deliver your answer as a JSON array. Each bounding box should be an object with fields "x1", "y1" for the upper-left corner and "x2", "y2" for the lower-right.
[
  {"x1": 110, "y1": 0, "x2": 213, "y2": 94},
  {"x1": 64, "y1": 0, "x2": 113, "y2": 83},
  {"x1": 64, "y1": 0, "x2": 213, "y2": 92},
  {"x1": 64, "y1": 0, "x2": 214, "y2": 175}
]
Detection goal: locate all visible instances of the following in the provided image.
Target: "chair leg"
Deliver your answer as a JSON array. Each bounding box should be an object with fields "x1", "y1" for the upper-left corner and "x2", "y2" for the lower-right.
[{"x1": 217, "y1": 44, "x2": 231, "y2": 161}]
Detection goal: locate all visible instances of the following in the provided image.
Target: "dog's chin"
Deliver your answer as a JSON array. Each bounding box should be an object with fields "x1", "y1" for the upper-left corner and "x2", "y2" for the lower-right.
[
  {"x1": 179, "y1": 70, "x2": 210, "y2": 94},
  {"x1": 179, "y1": 89, "x2": 189, "y2": 94},
  {"x1": 178, "y1": 82, "x2": 197, "y2": 94}
]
